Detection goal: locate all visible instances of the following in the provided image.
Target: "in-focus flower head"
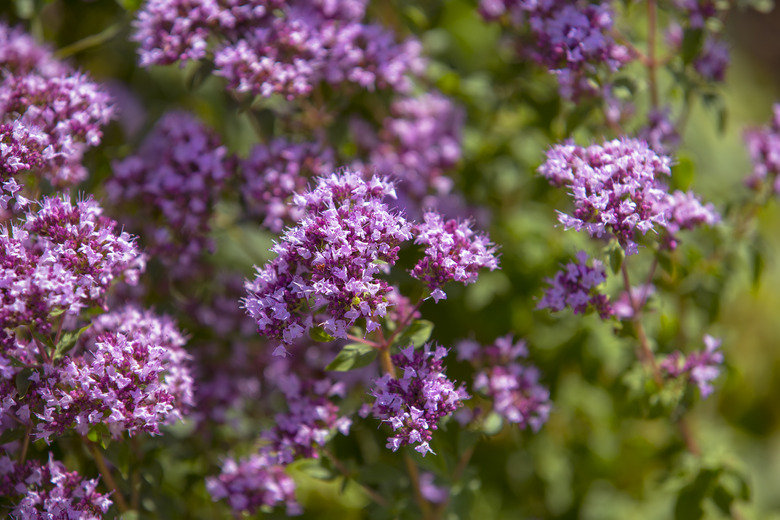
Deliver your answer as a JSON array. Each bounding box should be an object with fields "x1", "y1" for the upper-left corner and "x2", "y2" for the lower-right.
[
  {"x1": 0, "y1": 195, "x2": 145, "y2": 334},
  {"x1": 659, "y1": 335, "x2": 724, "y2": 398},
  {"x1": 0, "y1": 452, "x2": 112, "y2": 519},
  {"x1": 539, "y1": 138, "x2": 720, "y2": 254},
  {"x1": 244, "y1": 170, "x2": 412, "y2": 352},
  {"x1": 410, "y1": 211, "x2": 500, "y2": 303},
  {"x1": 35, "y1": 328, "x2": 185, "y2": 442},
  {"x1": 370, "y1": 343, "x2": 468, "y2": 456},
  {"x1": 1, "y1": 71, "x2": 115, "y2": 187},
  {"x1": 458, "y1": 335, "x2": 551, "y2": 431},
  {"x1": 538, "y1": 251, "x2": 613, "y2": 319}
]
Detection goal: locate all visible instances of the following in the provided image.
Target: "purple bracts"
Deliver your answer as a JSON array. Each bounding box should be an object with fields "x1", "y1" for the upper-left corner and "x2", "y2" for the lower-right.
[{"x1": 660, "y1": 335, "x2": 724, "y2": 398}]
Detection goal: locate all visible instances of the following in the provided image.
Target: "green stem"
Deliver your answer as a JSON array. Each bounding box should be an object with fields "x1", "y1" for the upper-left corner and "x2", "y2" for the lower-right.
[
  {"x1": 647, "y1": 0, "x2": 659, "y2": 108},
  {"x1": 55, "y1": 22, "x2": 123, "y2": 59},
  {"x1": 86, "y1": 440, "x2": 129, "y2": 514}
]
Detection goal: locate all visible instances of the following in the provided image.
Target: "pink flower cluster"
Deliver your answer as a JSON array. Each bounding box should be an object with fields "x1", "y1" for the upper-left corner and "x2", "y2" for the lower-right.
[
  {"x1": 538, "y1": 251, "x2": 613, "y2": 319},
  {"x1": 458, "y1": 335, "x2": 551, "y2": 431},
  {"x1": 370, "y1": 344, "x2": 469, "y2": 456},
  {"x1": 539, "y1": 138, "x2": 719, "y2": 254},
  {"x1": 659, "y1": 335, "x2": 724, "y2": 398}
]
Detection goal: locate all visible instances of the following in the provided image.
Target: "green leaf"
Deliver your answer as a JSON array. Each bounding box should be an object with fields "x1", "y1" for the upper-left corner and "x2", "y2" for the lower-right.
[
  {"x1": 674, "y1": 469, "x2": 720, "y2": 520},
  {"x1": 116, "y1": 0, "x2": 144, "y2": 12},
  {"x1": 751, "y1": 239, "x2": 767, "y2": 291},
  {"x1": 15, "y1": 368, "x2": 34, "y2": 398},
  {"x1": 394, "y1": 320, "x2": 434, "y2": 348},
  {"x1": 30, "y1": 328, "x2": 55, "y2": 351},
  {"x1": 565, "y1": 100, "x2": 596, "y2": 135},
  {"x1": 326, "y1": 343, "x2": 378, "y2": 371},
  {"x1": 290, "y1": 458, "x2": 336, "y2": 481},
  {"x1": 681, "y1": 28, "x2": 704, "y2": 65},
  {"x1": 54, "y1": 324, "x2": 92, "y2": 360},
  {"x1": 309, "y1": 326, "x2": 336, "y2": 343}
]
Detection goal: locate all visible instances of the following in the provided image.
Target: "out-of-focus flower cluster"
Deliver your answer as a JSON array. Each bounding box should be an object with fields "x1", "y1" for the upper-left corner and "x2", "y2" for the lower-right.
[
  {"x1": 480, "y1": 0, "x2": 630, "y2": 99},
  {"x1": 241, "y1": 139, "x2": 334, "y2": 232},
  {"x1": 537, "y1": 251, "x2": 613, "y2": 319},
  {"x1": 0, "y1": 452, "x2": 112, "y2": 519},
  {"x1": 206, "y1": 452, "x2": 300, "y2": 516},
  {"x1": 107, "y1": 111, "x2": 230, "y2": 277},
  {"x1": 370, "y1": 344, "x2": 468, "y2": 456},
  {"x1": 666, "y1": 23, "x2": 729, "y2": 83},
  {"x1": 539, "y1": 138, "x2": 719, "y2": 254},
  {"x1": 745, "y1": 104, "x2": 780, "y2": 195},
  {"x1": 354, "y1": 92, "x2": 465, "y2": 217},
  {"x1": 659, "y1": 335, "x2": 724, "y2": 398},
  {"x1": 133, "y1": 0, "x2": 424, "y2": 100},
  {"x1": 458, "y1": 335, "x2": 551, "y2": 431},
  {"x1": 0, "y1": 22, "x2": 114, "y2": 202}
]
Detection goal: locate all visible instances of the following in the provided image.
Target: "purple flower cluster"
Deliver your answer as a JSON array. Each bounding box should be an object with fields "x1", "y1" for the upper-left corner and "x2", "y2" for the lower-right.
[
  {"x1": 410, "y1": 211, "x2": 500, "y2": 303},
  {"x1": 133, "y1": 0, "x2": 424, "y2": 99},
  {"x1": 243, "y1": 171, "x2": 412, "y2": 351},
  {"x1": 370, "y1": 344, "x2": 468, "y2": 456},
  {"x1": 480, "y1": 0, "x2": 630, "y2": 98},
  {"x1": 358, "y1": 93, "x2": 464, "y2": 213},
  {"x1": 659, "y1": 335, "x2": 724, "y2": 398},
  {"x1": 107, "y1": 111, "x2": 230, "y2": 277},
  {"x1": 744, "y1": 104, "x2": 780, "y2": 195},
  {"x1": 0, "y1": 453, "x2": 112, "y2": 519},
  {"x1": 85, "y1": 305, "x2": 194, "y2": 412},
  {"x1": 538, "y1": 251, "x2": 613, "y2": 319},
  {"x1": 539, "y1": 138, "x2": 719, "y2": 254},
  {"x1": 457, "y1": 336, "x2": 551, "y2": 431},
  {"x1": 241, "y1": 139, "x2": 334, "y2": 232},
  {"x1": 35, "y1": 328, "x2": 186, "y2": 441},
  {"x1": 207, "y1": 452, "x2": 300, "y2": 516},
  {"x1": 0, "y1": 24, "x2": 68, "y2": 77},
  {"x1": 0, "y1": 195, "x2": 144, "y2": 334},
  {"x1": 261, "y1": 373, "x2": 351, "y2": 463},
  {"x1": 673, "y1": 0, "x2": 717, "y2": 29}
]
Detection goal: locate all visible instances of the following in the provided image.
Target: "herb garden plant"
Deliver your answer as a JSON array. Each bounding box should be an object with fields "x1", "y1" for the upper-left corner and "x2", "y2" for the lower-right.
[{"x1": 0, "y1": 0, "x2": 778, "y2": 518}]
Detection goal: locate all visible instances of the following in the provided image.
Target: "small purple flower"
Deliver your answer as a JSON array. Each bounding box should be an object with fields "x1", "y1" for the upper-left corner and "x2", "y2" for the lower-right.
[
  {"x1": 659, "y1": 335, "x2": 724, "y2": 398},
  {"x1": 1, "y1": 71, "x2": 115, "y2": 187},
  {"x1": 370, "y1": 343, "x2": 468, "y2": 456},
  {"x1": 538, "y1": 251, "x2": 613, "y2": 319},
  {"x1": 638, "y1": 108, "x2": 681, "y2": 155},
  {"x1": 694, "y1": 37, "x2": 729, "y2": 83},
  {"x1": 419, "y1": 472, "x2": 449, "y2": 504},
  {"x1": 539, "y1": 138, "x2": 717, "y2": 254},
  {"x1": 0, "y1": 452, "x2": 112, "y2": 519},
  {"x1": 458, "y1": 335, "x2": 551, "y2": 432},
  {"x1": 410, "y1": 211, "x2": 500, "y2": 302},
  {"x1": 206, "y1": 452, "x2": 300, "y2": 516}
]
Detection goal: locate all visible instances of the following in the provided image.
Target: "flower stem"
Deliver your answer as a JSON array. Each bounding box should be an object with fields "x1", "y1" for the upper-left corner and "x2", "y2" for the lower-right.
[
  {"x1": 621, "y1": 263, "x2": 663, "y2": 386},
  {"x1": 86, "y1": 440, "x2": 129, "y2": 514},
  {"x1": 647, "y1": 0, "x2": 659, "y2": 108}
]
